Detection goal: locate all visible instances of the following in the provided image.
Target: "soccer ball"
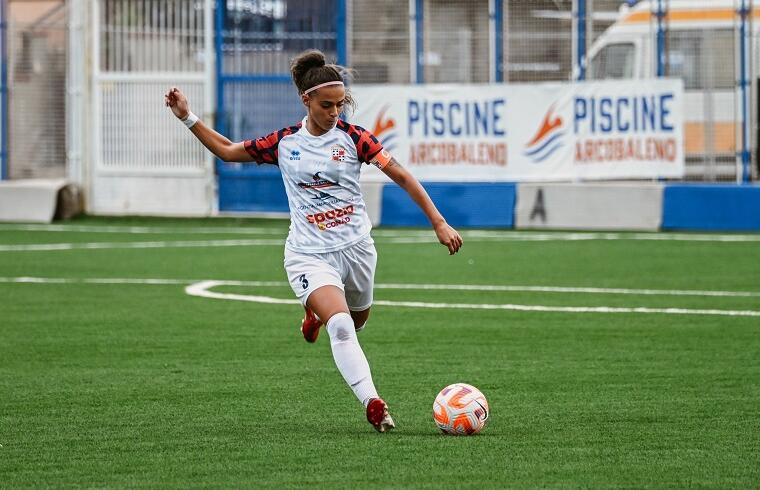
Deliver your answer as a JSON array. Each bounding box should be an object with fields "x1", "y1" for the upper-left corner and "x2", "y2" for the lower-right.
[{"x1": 433, "y1": 383, "x2": 489, "y2": 435}]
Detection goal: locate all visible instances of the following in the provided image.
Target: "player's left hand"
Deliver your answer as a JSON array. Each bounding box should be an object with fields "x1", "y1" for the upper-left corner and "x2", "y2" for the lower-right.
[
  {"x1": 434, "y1": 221, "x2": 463, "y2": 255},
  {"x1": 164, "y1": 87, "x2": 190, "y2": 120}
]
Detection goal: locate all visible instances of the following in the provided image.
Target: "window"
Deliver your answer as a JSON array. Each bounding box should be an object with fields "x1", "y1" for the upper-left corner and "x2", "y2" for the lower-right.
[
  {"x1": 590, "y1": 43, "x2": 635, "y2": 79},
  {"x1": 668, "y1": 29, "x2": 734, "y2": 90}
]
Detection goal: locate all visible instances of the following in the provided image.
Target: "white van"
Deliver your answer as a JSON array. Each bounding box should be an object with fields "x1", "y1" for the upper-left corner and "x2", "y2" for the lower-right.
[{"x1": 587, "y1": 0, "x2": 751, "y2": 179}]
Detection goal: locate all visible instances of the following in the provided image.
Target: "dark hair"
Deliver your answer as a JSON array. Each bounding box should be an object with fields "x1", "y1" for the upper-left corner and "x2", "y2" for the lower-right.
[{"x1": 290, "y1": 49, "x2": 355, "y2": 113}]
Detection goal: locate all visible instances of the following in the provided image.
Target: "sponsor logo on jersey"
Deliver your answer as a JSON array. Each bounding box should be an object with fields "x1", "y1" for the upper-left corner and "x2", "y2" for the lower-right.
[
  {"x1": 331, "y1": 145, "x2": 347, "y2": 162},
  {"x1": 306, "y1": 205, "x2": 354, "y2": 231},
  {"x1": 298, "y1": 172, "x2": 339, "y2": 200},
  {"x1": 289, "y1": 150, "x2": 301, "y2": 161}
]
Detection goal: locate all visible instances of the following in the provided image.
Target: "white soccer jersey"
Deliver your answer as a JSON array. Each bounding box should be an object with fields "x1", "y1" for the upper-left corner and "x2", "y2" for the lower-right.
[{"x1": 244, "y1": 117, "x2": 391, "y2": 253}]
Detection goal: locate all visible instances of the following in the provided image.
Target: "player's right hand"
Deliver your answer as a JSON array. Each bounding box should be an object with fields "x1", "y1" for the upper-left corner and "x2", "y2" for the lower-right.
[
  {"x1": 164, "y1": 87, "x2": 190, "y2": 120},
  {"x1": 434, "y1": 221, "x2": 463, "y2": 255}
]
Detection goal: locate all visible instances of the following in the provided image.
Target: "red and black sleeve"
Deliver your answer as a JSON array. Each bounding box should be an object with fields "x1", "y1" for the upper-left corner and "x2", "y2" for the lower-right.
[
  {"x1": 337, "y1": 121, "x2": 392, "y2": 168},
  {"x1": 243, "y1": 124, "x2": 301, "y2": 165}
]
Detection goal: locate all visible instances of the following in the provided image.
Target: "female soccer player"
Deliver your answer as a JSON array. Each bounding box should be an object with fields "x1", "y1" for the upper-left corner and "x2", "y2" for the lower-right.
[{"x1": 165, "y1": 50, "x2": 462, "y2": 432}]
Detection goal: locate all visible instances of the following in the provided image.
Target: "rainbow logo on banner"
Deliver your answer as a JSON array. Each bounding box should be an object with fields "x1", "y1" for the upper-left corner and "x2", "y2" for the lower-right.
[
  {"x1": 523, "y1": 104, "x2": 566, "y2": 163},
  {"x1": 371, "y1": 105, "x2": 398, "y2": 153}
]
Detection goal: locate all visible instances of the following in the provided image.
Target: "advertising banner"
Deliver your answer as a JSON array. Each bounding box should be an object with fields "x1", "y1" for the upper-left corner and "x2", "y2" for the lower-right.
[{"x1": 352, "y1": 79, "x2": 684, "y2": 182}]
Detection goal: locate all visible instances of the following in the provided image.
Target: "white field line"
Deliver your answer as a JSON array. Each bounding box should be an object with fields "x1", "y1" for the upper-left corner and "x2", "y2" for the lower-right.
[
  {"x1": 185, "y1": 281, "x2": 760, "y2": 318},
  {"x1": 379, "y1": 233, "x2": 760, "y2": 243},
  {"x1": 2, "y1": 276, "x2": 758, "y2": 317},
  {"x1": 375, "y1": 283, "x2": 760, "y2": 298},
  {"x1": 376, "y1": 230, "x2": 760, "y2": 242},
  {"x1": 0, "y1": 276, "x2": 286, "y2": 287},
  {"x1": 2, "y1": 276, "x2": 759, "y2": 298},
  {"x1": 0, "y1": 239, "x2": 284, "y2": 251},
  {"x1": 186, "y1": 281, "x2": 300, "y2": 305},
  {"x1": 4, "y1": 233, "x2": 760, "y2": 252},
  {"x1": 2, "y1": 223, "x2": 760, "y2": 242},
  {"x1": 0, "y1": 224, "x2": 287, "y2": 235}
]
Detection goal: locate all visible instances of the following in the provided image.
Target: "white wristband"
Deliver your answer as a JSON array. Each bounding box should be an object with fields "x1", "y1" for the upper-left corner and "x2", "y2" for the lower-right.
[{"x1": 182, "y1": 112, "x2": 199, "y2": 128}]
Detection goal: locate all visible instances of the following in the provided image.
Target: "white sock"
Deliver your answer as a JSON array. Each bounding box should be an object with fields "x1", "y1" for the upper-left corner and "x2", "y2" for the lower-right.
[{"x1": 325, "y1": 312, "x2": 379, "y2": 406}]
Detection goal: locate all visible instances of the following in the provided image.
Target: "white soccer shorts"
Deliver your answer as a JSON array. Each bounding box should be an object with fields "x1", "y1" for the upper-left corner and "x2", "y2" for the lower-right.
[{"x1": 284, "y1": 235, "x2": 377, "y2": 311}]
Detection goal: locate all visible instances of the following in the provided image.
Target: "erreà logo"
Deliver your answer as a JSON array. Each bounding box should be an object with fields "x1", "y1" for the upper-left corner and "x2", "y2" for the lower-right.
[
  {"x1": 289, "y1": 150, "x2": 301, "y2": 161},
  {"x1": 372, "y1": 105, "x2": 398, "y2": 153},
  {"x1": 523, "y1": 104, "x2": 565, "y2": 163}
]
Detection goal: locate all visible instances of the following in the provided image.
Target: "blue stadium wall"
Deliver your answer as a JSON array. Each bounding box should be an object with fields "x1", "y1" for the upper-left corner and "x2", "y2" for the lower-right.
[
  {"x1": 379, "y1": 182, "x2": 760, "y2": 231},
  {"x1": 662, "y1": 184, "x2": 760, "y2": 231},
  {"x1": 380, "y1": 183, "x2": 517, "y2": 228},
  {"x1": 223, "y1": 180, "x2": 760, "y2": 232}
]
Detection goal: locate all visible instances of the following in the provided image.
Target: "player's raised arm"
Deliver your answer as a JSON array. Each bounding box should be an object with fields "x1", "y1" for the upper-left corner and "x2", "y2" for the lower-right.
[
  {"x1": 380, "y1": 157, "x2": 463, "y2": 255},
  {"x1": 164, "y1": 87, "x2": 253, "y2": 163}
]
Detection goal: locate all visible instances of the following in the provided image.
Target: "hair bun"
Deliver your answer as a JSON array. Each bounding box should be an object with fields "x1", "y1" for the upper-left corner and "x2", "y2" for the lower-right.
[
  {"x1": 290, "y1": 50, "x2": 352, "y2": 107},
  {"x1": 298, "y1": 50, "x2": 326, "y2": 70},
  {"x1": 291, "y1": 50, "x2": 326, "y2": 88}
]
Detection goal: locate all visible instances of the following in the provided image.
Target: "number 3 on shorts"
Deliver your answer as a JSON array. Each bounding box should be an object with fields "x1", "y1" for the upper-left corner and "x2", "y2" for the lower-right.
[{"x1": 298, "y1": 274, "x2": 309, "y2": 290}]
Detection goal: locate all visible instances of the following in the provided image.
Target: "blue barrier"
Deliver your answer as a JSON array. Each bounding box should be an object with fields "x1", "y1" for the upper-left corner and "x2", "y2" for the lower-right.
[
  {"x1": 214, "y1": 178, "x2": 760, "y2": 232},
  {"x1": 214, "y1": 0, "x2": 342, "y2": 212},
  {"x1": 217, "y1": 165, "x2": 289, "y2": 213},
  {"x1": 662, "y1": 184, "x2": 760, "y2": 231},
  {"x1": 380, "y1": 182, "x2": 516, "y2": 227}
]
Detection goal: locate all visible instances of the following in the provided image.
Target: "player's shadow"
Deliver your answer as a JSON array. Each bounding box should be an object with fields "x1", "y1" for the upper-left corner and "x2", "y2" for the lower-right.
[
  {"x1": 326, "y1": 428, "x2": 497, "y2": 438},
  {"x1": 391, "y1": 430, "x2": 496, "y2": 438}
]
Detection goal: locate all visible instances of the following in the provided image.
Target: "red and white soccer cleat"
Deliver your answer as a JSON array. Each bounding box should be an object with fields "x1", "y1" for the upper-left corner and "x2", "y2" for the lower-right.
[
  {"x1": 366, "y1": 398, "x2": 396, "y2": 433},
  {"x1": 300, "y1": 306, "x2": 323, "y2": 343}
]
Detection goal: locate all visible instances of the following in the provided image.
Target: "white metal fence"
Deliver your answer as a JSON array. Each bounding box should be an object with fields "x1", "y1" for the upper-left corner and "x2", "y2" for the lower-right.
[
  {"x1": 585, "y1": 0, "x2": 753, "y2": 182},
  {"x1": 87, "y1": 0, "x2": 214, "y2": 215},
  {"x1": 7, "y1": 1, "x2": 66, "y2": 179},
  {"x1": 349, "y1": 0, "x2": 410, "y2": 84},
  {"x1": 2, "y1": 0, "x2": 756, "y2": 202}
]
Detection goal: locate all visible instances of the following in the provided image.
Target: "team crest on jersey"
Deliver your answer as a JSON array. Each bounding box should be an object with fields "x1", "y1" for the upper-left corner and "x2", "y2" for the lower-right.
[{"x1": 331, "y1": 145, "x2": 347, "y2": 162}]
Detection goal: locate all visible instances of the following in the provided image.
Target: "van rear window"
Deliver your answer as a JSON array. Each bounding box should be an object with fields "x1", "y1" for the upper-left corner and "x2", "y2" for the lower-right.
[
  {"x1": 590, "y1": 43, "x2": 635, "y2": 79},
  {"x1": 668, "y1": 29, "x2": 734, "y2": 90}
]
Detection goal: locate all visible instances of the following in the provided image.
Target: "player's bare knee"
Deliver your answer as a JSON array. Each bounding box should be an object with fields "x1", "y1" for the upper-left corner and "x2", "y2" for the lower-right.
[{"x1": 306, "y1": 285, "x2": 350, "y2": 323}]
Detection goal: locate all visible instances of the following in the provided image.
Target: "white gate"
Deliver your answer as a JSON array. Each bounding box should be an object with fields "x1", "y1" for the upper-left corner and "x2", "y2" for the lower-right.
[{"x1": 87, "y1": 0, "x2": 214, "y2": 215}]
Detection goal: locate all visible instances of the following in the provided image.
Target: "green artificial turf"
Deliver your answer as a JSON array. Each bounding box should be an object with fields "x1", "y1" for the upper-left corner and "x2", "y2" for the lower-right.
[{"x1": 1, "y1": 217, "x2": 759, "y2": 488}]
